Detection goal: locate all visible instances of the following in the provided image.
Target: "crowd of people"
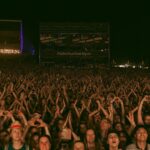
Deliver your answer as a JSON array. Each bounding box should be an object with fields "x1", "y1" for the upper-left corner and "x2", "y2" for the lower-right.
[{"x1": 0, "y1": 65, "x2": 150, "y2": 150}]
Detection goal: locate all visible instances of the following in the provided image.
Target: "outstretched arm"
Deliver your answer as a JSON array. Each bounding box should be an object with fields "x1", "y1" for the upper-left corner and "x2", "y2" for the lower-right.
[
  {"x1": 37, "y1": 118, "x2": 51, "y2": 137},
  {"x1": 0, "y1": 85, "x2": 6, "y2": 100},
  {"x1": 62, "y1": 85, "x2": 69, "y2": 104},
  {"x1": 126, "y1": 111, "x2": 136, "y2": 135},
  {"x1": 117, "y1": 97, "x2": 125, "y2": 124},
  {"x1": 6, "y1": 111, "x2": 16, "y2": 122},
  {"x1": 137, "y1": 95, "x2": 149, "y2": 125},
  {"x1": 18, "y1": 111, "x2": 28, "y2": 126},
  {"x1": 72, "y1": 99, "x2": 80, "y2": 119},
  {"x1": 89, "y1": 100, "x2": 101, "y2": 118},
  {"x1": 98, "y1": 101, "x2": 109, "y2": 118}
]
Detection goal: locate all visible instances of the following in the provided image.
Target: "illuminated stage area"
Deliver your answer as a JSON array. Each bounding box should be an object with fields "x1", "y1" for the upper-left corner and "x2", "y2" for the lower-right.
[
  {"x1": 0, "y1": 20, "x2": 23, "y2": 54},
  {"x1": 0, "y1": 49, "x2": 20, "y2": 54}
]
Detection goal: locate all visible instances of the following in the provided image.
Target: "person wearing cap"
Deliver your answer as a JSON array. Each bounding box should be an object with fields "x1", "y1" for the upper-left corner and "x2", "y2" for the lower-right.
[
  {"x1": 4, "y1": 121, "x2": 31, "y2": 150},
  {"x1": 126, "y1": 125, "x2": 150, "y2": 150}
]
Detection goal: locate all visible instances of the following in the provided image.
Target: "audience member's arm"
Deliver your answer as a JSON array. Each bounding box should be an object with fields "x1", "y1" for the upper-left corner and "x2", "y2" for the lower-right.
[
  {"x1": 72, "y1": 99, "x2": 80, "y2": 119},
  {"x1": 6, "y1": 111, "x2": 16, "y2": 122},
  {"x1": 126, "y1": 111, "x2": 136, "y2": 135},
  {"x1": 37, "y1": 118, "x2": 51, "y2": 137},
  {"x1": 0, "y1": 85, "x2": 6, "y2": 100},
  {"x1": 117, "y1": 97, "x2": 125, "y2": 124},
  {"x1": 137, "y1": 96, "x2": 149, "y2": 125},
  {"x1": 62, "y1": 85, "x2": 69, "y2": 104},
  {"x1": 89, "y1": 100, "x2": 101, "y2": 118},
  {"x1": 18, "y1": 111, "x2": 28, "y2": 126}
]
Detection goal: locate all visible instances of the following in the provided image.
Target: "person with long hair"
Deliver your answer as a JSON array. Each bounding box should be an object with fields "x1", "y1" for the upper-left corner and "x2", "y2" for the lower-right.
[
  {"x1": 39, "y1": 135, "x2": 51, "y2": 150},
  {"x1": 84, "y1": 128, "x2": 102, "y2": 150}
]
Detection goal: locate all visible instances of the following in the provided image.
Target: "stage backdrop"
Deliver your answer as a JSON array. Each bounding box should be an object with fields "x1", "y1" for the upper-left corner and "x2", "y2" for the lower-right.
[{"x1": 39, "y1": 23, "x2": 110, "y2": 67}]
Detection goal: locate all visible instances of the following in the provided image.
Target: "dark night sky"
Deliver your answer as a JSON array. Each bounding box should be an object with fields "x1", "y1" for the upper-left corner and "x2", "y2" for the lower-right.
[{"x1": 0, "y1": 0, "x2": 150, "y2": 62}]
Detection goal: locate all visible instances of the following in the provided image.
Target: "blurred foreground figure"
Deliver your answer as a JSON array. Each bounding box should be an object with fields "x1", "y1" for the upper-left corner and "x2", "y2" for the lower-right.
[
  {"x1": 126, "y1": 125, "x2": 150, "y2": 150},
  {"x1": 4, "y1": 121, "x2": 31, "y2": 150}
]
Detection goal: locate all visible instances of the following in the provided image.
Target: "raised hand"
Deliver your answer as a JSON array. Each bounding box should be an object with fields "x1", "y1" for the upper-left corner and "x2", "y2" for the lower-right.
[
  {"x1": 28, "y1": 118, "x2": 36, "y2": 127},
  {"x1": 81, "y1": 100, "x2": 86, "y2": 109},
  {"x1": 6, "y1": 111, "x2": 13, "y2": 118},
  {"x1": 143, "y1": 95, "x2": 150, "y2": 102},
  {"x1": 56, "y1": 91, "x2": 60, "y2": 105},
  {"x1": 0, "y1": 110, "x2": 4, "y2": 116},
  {"x1": 54, "y1": 105, "x2": 60, "y2": 117},
  {"x1": 126, "y1": 111, "x2": 136, "y2": 127},
  {"x1": 72, "y1": 99, "x2": 78, "y2": 107},
  {"x1": 36, "y1": 118, "x2": 47, "y2": 128}
]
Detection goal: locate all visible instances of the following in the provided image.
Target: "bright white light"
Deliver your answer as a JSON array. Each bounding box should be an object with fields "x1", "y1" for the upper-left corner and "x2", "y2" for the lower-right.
[
  {"x1": 0, "y1": 49, "x2": 20, "y2": 54},
  {"x1": 124, "y1": 64, "x2": 130, "y2": 67},
  {"x1": 119, "y1": 65, "x2": 126, "y2": 68},
  {"x1": 139, "y1": 65, "x2": 142, "y2": 68},
  {"x1": 132, "y1": 66, "x2": 136, "y2": 68},
  {"x1": 114, "y1": 65, "x2": 126, "y2": 68},
  {"x1": 114, "y1": 63, "x2": 149, "y2": 69}
]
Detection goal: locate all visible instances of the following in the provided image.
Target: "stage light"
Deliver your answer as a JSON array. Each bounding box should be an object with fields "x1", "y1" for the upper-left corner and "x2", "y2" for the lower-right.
[{"x1": 0, "y1": 49, "x2": 20, "y2": 54}]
